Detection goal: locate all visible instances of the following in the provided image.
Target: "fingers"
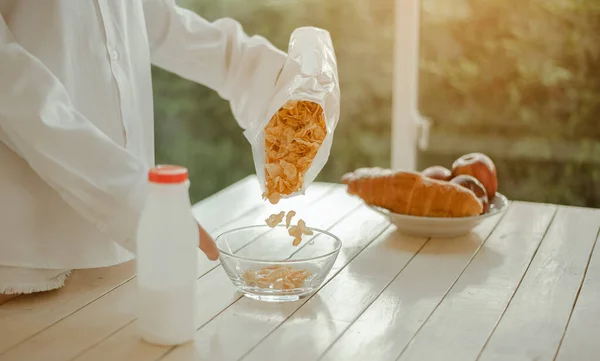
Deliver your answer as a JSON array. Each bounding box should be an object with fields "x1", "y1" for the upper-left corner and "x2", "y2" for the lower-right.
[{"x1": 198, "y1": 223, "x2": 219, "y2": 261}]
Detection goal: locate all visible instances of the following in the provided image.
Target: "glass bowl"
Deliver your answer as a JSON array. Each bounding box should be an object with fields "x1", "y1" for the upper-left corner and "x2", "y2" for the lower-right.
[{"x1": 216, "y1": 225, "x2": 341, "y2": 302}]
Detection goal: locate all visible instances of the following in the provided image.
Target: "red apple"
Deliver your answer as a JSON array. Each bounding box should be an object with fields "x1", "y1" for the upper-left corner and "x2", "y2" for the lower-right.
[
  {"x1": 450, "y1": 174, "x2": 490, "y2": 214},
  {"x1": 421, "y1": 165, "x2": 452, "y2": 181},
  {"x1": 451, "y1": 152, "x2": 497, "y2": 201}
]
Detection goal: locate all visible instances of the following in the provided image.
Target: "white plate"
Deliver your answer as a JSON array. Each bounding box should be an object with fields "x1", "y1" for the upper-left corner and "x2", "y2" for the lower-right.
[{"x1": 368, "y1": 193, "x2": 509, "y2": 238}]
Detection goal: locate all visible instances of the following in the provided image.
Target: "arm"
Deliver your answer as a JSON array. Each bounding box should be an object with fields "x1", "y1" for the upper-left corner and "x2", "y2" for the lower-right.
[
  {"x1": 0, "y1": 13, "x2": 147, "y2": 252},
  {"x1": 142, "y1": 0, "x2": 287, "y2": 129}
]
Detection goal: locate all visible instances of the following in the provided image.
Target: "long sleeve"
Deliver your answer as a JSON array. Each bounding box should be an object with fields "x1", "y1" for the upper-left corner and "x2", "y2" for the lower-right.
[
  {"x1": 142, "y1": 0, "x2": 287, "y2": 129},
  {"x1": 0, "y1": 14, "x2": 147, "y2": 252}
]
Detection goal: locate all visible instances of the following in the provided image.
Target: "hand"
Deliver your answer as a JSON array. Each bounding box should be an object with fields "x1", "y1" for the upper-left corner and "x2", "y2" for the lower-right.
[{"x1": 198, "y1": 223, "x2": 219, "y2": 260}]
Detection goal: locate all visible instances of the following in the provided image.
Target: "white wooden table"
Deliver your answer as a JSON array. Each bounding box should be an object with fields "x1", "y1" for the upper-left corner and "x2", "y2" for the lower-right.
[{"x1": 1, "y1": 175, "x2": 599, "y2": 361}]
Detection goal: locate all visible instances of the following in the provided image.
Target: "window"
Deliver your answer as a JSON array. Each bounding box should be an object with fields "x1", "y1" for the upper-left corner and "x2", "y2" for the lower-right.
[{"x1": 399, "y1": 0, "x2": 599, "y2": 207}]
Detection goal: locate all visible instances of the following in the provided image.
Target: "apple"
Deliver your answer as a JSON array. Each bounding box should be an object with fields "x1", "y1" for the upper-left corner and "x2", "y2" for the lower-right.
[
  {"x1": 450, "y1": 174, "x2": 490, "y2": 214},
  {"x1": 451, "y1": 152, "x2": 497, "y2": 201},
  {"x1": 421, "y1": 165, "x2": 452, "y2": 181}
]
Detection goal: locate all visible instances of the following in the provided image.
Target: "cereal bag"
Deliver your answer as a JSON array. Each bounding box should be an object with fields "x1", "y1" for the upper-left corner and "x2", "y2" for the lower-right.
[{"x1": 243, "y1": 27, "x2": 340, "y2": 204}]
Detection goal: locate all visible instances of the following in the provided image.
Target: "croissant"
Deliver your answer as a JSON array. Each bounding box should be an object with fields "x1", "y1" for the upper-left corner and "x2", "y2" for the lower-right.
[{"x1": 341, "y1": 167, "x2": 483, "y2": 217}]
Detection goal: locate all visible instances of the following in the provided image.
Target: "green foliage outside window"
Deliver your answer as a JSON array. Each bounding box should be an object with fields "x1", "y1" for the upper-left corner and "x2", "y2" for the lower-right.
[{"x1": 153, "y1": 0, "x2": 600, "y2": 207}]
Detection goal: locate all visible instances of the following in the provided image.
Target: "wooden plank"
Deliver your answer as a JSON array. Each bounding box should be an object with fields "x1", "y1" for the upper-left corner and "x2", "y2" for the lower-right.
[
  {"x1": 159, "y1": 214, "x2": 415, "y2": 361},
  {"x1": 477, "y1": 206, "x2": 600, "y2": 361},
  {"x1": 191, "y1": 175, "x2": 263, "y2": 230},
  {"x1": 318, "y1": 207, "x2": 507, "y2": 361},
  {"x1": 554, "y1": 226, "x2": 600, "y2": 361},
  {"x1": 392, "y1": 202, "x2": 556, "y2": 361},
  {"x1": 0, "y1": 262, "x2": 136, "y2": 356},
  {"x1": 71, "y1": 186, "x2": 360, "y2": 361},
  {"x1": 0, "y1": 176, "x2": 265, "y2": 355},
  {"x1": 0, "y1": 185, "x2": 343, "y2": 361}
]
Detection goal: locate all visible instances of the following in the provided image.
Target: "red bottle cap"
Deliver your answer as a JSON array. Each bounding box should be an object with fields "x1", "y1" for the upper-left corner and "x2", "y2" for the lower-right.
[{"x1": 148, "y1": 165, "x2": 189, "y2": 184}]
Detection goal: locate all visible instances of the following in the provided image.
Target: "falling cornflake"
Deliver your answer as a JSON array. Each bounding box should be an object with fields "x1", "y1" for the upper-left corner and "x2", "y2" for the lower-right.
[{"x1": 264, "y1": 210, "x2": 312, "y2": 246}]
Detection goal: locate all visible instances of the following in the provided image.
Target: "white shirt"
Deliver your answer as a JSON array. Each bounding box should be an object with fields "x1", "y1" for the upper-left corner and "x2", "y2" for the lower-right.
[{"x1": 0, "y1": 0, "x2": 286, "y2": 269}]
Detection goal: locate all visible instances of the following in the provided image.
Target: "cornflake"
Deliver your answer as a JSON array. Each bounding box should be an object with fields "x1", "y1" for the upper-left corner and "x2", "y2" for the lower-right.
[
  {"x1": 288, "y1": 219, "x2": 313, "y2": 246},
  {"x1": 285, "y1": 210, "x2": 296, "y2": 228},
  {"x1": 288, "y1": 225, "x2": 302, "y2": 246},
  {"x1": 265, "y1": 211, "x2": 285, "y2": 228},
  {"x1": 297, "y1": 220, "x2": 313, "y2": 236},
  {"x1": 242, "y1": 265, "x2": 312, "y2": 290},
  {"x1": 263, "y1": 100, "x2": 327, "y2": 205},
  {"x1": 264, "y1": 210, "x2": 312, "y2": 246}
]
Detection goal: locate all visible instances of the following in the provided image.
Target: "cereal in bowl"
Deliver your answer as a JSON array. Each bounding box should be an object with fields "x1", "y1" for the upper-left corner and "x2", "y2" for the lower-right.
[{"x1": 242, "y1": 264, "x2": 312, "y2": 290}]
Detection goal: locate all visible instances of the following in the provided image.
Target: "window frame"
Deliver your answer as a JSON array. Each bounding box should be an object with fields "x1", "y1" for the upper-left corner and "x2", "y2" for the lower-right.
[{"x1": 392, "y1": 0, "x2": 421, "y2": 171}]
